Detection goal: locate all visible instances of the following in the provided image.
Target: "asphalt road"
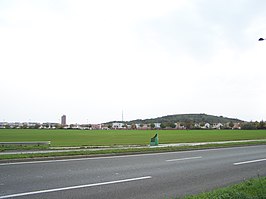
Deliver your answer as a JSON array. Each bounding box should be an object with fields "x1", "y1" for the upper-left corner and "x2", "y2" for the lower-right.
[{"x1": 0, "y1": 145, "x2": 266, "y2": 199}]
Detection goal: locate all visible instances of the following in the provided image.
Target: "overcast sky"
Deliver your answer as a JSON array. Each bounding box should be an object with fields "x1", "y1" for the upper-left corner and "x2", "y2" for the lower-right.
[{"x1": 1, "y1": 0, "x2": 266, "y2": 124}]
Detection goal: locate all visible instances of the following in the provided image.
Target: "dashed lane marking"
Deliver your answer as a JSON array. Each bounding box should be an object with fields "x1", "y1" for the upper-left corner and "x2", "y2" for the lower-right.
[{"x1": 0, "y1": 176, "x2": 152, "y2": 199}]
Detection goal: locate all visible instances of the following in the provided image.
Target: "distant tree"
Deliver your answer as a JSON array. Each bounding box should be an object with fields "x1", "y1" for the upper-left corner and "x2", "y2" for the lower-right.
[
  {"x1": 150, "y1": 123, "x2": 155, "y2": 129},
  {"x1": 131, "y1": 123, "x2": 137, "y2": 130},
  {"x1": 160, "y1": 123, "x2": 166, "y2": 129},
  {"x1": 33, "y1": 124, "x2": 41, "y2": 129},
  {"x1": 169, "y1": 123, "x2": 176, "y2": 129},
  {"x1": 229, "y1": 122, "x2": 234, "y2": 129},
  {"x1": 241, "y1": 122, "x2": 257, "y2": 130},
  {"x1": 4, "y1": 124, "x2": 10, "y2": 129},
  {"x1": 184, "y1": 121, "x2": 193, "y2": 129},
  {"x1": 258, "y1": 120, "x2": 266, "y2": 129},
  {"x1": 200, "y1": 122, "x2": 205, "y2": 127}
]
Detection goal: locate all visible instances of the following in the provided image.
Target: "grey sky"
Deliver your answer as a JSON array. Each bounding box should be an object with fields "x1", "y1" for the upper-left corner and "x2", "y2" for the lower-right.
[{"x1": 0, "y1": 0, "x2": 266, "y2": 124}]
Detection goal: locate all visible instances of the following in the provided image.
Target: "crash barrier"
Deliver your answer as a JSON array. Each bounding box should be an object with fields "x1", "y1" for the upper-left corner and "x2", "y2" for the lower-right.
[
  {"x1": 0, "y1": 141, "x2": 51, "y2": 146},
  {"x1": 150, "y1": 133, "x2": 159, "y2": 146}
]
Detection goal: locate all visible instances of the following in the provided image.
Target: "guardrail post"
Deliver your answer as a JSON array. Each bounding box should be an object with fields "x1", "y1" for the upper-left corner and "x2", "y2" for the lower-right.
[{"x1": 0, "y1": 141, "x2": 51, "y2": 146}]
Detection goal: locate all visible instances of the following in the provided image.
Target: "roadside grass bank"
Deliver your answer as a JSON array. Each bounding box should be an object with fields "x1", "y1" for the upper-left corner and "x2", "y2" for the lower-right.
[
  {"x1": 179, "y1": 176, "x2": 266, "y2": 199},
  {"x1": 0, "y1": 141, "x2": 265, "y2": 161}
]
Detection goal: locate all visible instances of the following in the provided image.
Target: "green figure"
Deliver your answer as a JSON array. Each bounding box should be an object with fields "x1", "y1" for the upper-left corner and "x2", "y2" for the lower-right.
[{"x1": 150, "y1": 133, "x2": 159, "y2": 146}]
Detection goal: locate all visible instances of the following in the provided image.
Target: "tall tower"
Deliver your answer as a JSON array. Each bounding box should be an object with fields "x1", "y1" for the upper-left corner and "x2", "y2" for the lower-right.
[{"x1": 61, "y1": 115, "x2": 66, "y2": 126}]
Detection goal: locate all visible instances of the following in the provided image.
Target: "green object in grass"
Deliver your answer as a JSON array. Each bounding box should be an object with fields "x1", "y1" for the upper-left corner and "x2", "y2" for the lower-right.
[{"x1": 150, "y1": 133, "x2": 159, "y2": 146}]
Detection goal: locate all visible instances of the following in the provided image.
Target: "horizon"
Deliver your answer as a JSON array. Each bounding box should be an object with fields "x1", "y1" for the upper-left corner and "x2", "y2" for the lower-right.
[{"x1": 0, "y1": 113, "x2": 249, "y2": 124}]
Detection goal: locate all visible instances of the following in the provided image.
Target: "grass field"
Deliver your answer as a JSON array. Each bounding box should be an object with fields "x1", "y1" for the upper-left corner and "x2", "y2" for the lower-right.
[{"x1": 0, "y1": 129, "x2": 266, "y2": 147}]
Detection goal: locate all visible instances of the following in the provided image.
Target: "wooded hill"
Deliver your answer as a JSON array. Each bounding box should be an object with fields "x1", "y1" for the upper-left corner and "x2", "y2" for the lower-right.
[{"x1": 113, "y1": 114, "x2": 244, "y2": 124}]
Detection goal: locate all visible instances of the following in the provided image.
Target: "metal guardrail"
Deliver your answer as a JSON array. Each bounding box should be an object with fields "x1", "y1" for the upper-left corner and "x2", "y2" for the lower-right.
[{"x1": 0, "y1": 141, "x2": 51, "y2": 146}]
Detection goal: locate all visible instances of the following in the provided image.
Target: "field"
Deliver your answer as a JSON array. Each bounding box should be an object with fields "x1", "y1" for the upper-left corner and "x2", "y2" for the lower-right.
[{"x1": 0, "y1": 129, "x2": 266, "y2": 147}]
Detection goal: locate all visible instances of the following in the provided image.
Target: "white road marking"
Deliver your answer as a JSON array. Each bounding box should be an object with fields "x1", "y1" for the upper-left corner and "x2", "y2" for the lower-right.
[
  {"x1": 0, "y1": 145, "x2": 264, "y2": 166},
  {"x1": 234, "y1": 158, "x2": 266, "y2": 165},
  {"x1": 166, "y1": 156, "x2": 202, "y2": 162},
  {"x1": 0, "y1": 176, "x2": 152, "y2": 199}
]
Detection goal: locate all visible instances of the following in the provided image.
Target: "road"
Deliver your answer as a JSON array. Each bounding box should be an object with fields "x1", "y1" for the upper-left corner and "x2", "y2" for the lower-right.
[{"x1": 0, "y1": 145, "x2": 266, "y2": 199}]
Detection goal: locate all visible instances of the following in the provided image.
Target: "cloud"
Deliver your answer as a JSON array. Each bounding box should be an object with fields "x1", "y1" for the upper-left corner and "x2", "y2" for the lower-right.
[{"x1": 135, "y1": 0, "x2": 266, "y2": 62}]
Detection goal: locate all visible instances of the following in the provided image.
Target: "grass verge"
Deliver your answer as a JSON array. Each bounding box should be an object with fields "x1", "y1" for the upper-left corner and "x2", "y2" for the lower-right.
[
  {"x1": 0, "y1": 145, "x2": 49, "y2": 152},
  {"x1": 180, "y1": 176, "x2": 266, "y2": 199},
  {"x1": 0, "y1": 141, "x2": 265, "y2": 161}
]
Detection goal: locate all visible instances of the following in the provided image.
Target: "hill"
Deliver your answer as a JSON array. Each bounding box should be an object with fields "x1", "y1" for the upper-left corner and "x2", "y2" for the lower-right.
[{"x1": 109, "y1": 114, "x2": 244, "y2": 125}]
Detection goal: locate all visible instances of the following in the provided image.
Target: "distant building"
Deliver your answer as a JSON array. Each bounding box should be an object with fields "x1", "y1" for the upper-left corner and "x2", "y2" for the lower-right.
[
  {"x1": 204, "y1": 123, "x2": 211, "y2": 129},
  {"x1": 233, "y1": 123, "x2": 241, "y2": 130},
  {"x1": 91, "y1": 124, "x2": 102, "y2": 130},
  {"x1": 112, "y1": 123, "x2": 124, "y2": 129},
  {"x1": 212, "y1": 123, "x2": 223, "y2": 129},
  {"x1": 61, "y1": 115, "x2": 66, "y2": 126},
  {"x1": 154, "y1": 123, "x2": 161, "y2": 129}
]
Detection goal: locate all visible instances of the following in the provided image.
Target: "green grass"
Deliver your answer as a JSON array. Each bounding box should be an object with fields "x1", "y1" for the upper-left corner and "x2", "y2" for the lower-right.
[
  {"x1": 0, "y1": 129, "x2": 266, "y2": 147},
  {"x1": 181, "y1": 176, "x2": 266, "y2": 199}
]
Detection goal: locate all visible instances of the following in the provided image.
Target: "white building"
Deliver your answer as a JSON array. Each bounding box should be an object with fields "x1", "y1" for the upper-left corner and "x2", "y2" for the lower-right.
[
  {"x1": 154, "y1": 123, "x2": 161, "y2": 129},
  {"x1": 204, "y1": 123, "x2": 211, "y2": 129},
  {"x1": 112, "y1": 123, "x2": 124, "y2": 129},
  {"x1": 212, "y1": 123, "x2": 223, "y2": 129}
]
